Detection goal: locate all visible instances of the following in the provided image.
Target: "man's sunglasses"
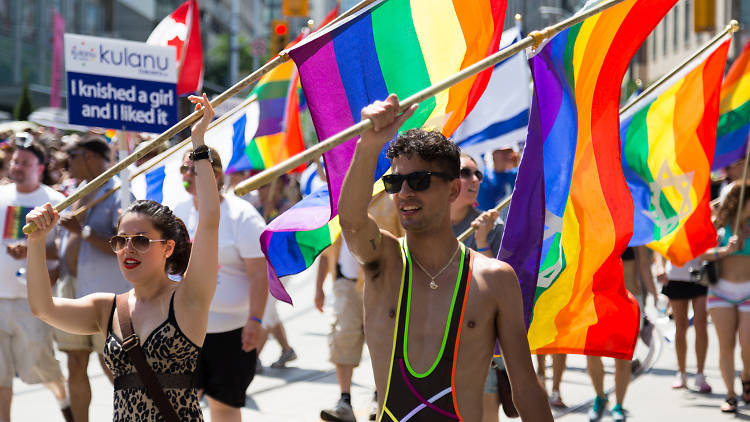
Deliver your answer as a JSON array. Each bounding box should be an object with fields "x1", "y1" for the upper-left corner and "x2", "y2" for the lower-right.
[
  {"x1": 109, "y1": 234, "x2": 167, "y2": 253},
  {"x1": 459, "y1": 167, "x2": 483, "y2": 182},
  {"x1": 382, "y1": 171, "x2": 454, "y2": 194}
]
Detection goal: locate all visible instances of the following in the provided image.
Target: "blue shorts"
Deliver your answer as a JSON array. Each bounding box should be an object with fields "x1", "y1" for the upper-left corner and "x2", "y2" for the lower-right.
[{"x1": 484, "y1": 357, "x2": 505, "y2": 394}]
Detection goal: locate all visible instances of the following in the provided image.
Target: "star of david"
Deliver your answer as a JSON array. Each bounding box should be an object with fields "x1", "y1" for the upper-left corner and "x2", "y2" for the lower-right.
[
  {"x1": 538, "y1": 209, "x2": 564, "y2": 288},
  {"x1": 641, "y1": 162, "x2": 694, "y2": 236}
]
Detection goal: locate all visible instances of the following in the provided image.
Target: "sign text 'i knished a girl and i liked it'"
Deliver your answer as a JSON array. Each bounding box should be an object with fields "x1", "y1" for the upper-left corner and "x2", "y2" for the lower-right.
[{"x1": 65, "y1": 33, "x2": 178, "y2": 133}]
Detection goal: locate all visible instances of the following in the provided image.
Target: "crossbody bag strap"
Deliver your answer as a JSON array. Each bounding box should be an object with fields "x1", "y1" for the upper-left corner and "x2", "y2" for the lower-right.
[{"x1": 116, "y1": 293, "x2": 181, "y2": 422}]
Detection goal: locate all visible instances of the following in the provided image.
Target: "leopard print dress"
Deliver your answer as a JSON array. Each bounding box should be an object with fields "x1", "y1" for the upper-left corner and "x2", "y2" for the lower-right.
[{"x1": 103, "y1": 293, "x2": 204, "y2": 421}]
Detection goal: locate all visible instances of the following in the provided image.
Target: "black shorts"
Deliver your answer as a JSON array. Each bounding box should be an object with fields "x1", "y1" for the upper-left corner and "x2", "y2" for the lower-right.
[
  {"x1": 662, "y1": 280, "x2": 708, "y2": 300},
  {"x1": 195, "y1": 327, "x2": 257, "y2": 408}
]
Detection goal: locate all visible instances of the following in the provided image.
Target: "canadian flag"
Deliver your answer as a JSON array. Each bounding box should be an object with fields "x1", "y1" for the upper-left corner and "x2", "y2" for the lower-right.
[{"x1": 147, "y1": 0, "x2": 203, "y2": 95}]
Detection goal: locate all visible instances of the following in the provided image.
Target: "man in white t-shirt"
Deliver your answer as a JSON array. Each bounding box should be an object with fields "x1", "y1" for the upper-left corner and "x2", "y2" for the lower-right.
[
  {"x1": 173, "y1": 146, "x2": 268, "y2": 421},
  {"x1": 0, "y1": 136, "x2": 73, "y2": 422}
]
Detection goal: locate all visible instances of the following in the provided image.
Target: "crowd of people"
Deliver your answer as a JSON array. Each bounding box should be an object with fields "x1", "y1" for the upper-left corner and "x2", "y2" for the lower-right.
[{"x1": 0, "y1": 92, "x2": 748, "y2": 422}]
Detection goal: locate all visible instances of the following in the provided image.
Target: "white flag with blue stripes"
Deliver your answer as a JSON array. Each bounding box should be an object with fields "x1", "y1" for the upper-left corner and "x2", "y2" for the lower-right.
[
  {"x1": 131, "y1": 99, "x2": 259, "y2": 209},
  {"x1": 453, "y1": 26, "x2": 531, "y2": 157}
]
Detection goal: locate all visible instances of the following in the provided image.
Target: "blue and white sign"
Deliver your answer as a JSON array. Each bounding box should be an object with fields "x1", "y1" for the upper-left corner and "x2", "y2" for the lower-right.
[{"x1": 65, "y1": 33, "x2": 177, "y2": 133}]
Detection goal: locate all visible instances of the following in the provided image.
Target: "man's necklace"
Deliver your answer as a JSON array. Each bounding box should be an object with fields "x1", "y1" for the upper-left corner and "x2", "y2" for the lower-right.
[{"x1": 411, "y1": 244, "x2": 461, "y2": 290}]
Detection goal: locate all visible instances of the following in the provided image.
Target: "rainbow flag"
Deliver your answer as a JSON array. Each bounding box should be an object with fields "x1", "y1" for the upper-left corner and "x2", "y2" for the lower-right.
[
  {"x1": 262, "y1": 0, "x2": 506, "y2": 303},
  {"x1": 499, "y1": 0, "x2": 677, "y2": 359},
  {"x1": 262, "y1": 186, "x2": 341, "y2": 280},
  {"x1": 3, "y1": 206, "x2": 33, "y2": 240},
  {"x1": 621, "y1": 37, "x2": 729, "y2": 266},
  {"x1": 714, "y1": 39, "x2": 750, "y2": 169},
  {"x1": 226, "y1": 61, "x2": 306, "y2": 173},
  {"x1": 226, "y1": 8, "x2": 339, "y2": 174}
]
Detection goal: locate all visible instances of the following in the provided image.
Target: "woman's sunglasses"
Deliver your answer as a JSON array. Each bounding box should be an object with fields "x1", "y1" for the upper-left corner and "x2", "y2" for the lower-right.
[
  {"x1": 459, "y1": 167, "x2": 483, "y2": 181},
  {"x1": 382, "y1": 171, "x2": 453, "y2": 194},
  {"x1": 110, "y1": 234, "x2": 167, "y2": 253}
]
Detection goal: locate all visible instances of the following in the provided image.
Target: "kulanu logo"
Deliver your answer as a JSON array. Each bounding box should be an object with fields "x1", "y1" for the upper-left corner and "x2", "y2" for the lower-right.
[
  {"x1": 98, "y1": 44, "x2": 171, "y2": 77},
  {"x1": 70, "y1": 42, "x2": 97, "y2": 64}
]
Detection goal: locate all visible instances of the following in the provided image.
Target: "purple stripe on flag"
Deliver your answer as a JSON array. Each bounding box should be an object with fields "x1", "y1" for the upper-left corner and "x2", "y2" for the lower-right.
[
  {"x1": 266, "y1": 205, "x2": 332, "y2": 232},
  {"x1": 291, "y1": 34, "x2": 358, "y2": 218},
  {"x1": 713, "y1": 130, "x2": 749, "y2": 169},
  {"x1": 499, "y1": 90, "x2": 545, "y2": 328}
]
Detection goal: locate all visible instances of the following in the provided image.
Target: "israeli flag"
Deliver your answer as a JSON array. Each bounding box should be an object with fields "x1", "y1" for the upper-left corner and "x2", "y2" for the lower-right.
[
  {"x1": 131, "y1": 99, "x2": 259, "y2": 209},
  {"x1": 453, "y1": 25, "x2": 531, "y2": 157}
]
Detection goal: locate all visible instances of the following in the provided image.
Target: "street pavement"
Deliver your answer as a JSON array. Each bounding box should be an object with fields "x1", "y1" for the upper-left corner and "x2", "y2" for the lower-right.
[{"x1": 10, "y1": 261, "x2": 749, "y2": 420}]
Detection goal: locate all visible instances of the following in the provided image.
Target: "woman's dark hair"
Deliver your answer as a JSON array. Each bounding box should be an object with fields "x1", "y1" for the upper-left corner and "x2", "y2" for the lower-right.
[
  {"x1": 460, "y1": 152, "x2": 478, "y2": 166},
  {"x1": 118, "y1": 200, "x2": 191, "y2": 275},
  {"x1": 386, "y1": 129, "x2": 460, "y2": 178},
  {"x1": 715, "y1": 181, "x2": 750, "y2": 229}
]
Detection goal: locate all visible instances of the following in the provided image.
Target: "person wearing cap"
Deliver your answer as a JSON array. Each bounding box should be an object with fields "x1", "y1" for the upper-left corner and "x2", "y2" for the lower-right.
[
  {"x1": 56, "y1": 135, "x2": 133, "y2": 422},
  {"x1": 0, "y1": 134, "x2": 73, "y2": 422},
  {"x1": 476, "y1": 146, "x2": 519, "y2": 215}
]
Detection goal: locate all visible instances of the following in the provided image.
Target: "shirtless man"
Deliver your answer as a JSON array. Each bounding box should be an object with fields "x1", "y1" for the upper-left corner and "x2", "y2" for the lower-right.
[{"x1": 338, "y1": 94, "x2": 552, "y2": 422}]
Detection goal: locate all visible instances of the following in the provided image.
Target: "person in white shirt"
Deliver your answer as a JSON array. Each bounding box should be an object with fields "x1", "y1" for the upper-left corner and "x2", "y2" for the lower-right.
[
  {"x1": 174, "y1": 146, "x2": 268, "y2": 421},
  {"x1": 0, "y1": 136, "x2": 72, "y2": 422}
]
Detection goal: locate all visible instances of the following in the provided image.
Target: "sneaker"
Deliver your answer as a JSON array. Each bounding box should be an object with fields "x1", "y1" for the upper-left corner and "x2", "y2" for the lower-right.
[
  {"x1": 694, "y1": 373, "x2": 712, "y2": 393},
  {"x1": 587, "y1": 395, "x2": 607, "y2": 422},
  {"x1": 672, "y1": 372, "x2": 687, "y2": 389},
  {"x1": 611, "y1": 404, "x2": 626, "y2": 422},
  {"x1": 270, "y1": 348, "x2": 297, "y2": 368},
  {"x1": 550, "y1": 390, "x2": 567, "y2": 408},
  {"x1": 321, "y1": 398, "x2": 356, "y2": 422}
]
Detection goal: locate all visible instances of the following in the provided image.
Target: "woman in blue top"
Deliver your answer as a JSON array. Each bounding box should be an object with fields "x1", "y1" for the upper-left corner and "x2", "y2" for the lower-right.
[{"x1": 700, "y1": 182, "x2": 749, "y2": 413}]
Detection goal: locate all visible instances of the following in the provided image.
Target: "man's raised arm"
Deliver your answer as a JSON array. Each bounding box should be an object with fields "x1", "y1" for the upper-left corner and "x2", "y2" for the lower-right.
[{"x1": 338, "y1": 94, "x2": 416, "y2": 264}]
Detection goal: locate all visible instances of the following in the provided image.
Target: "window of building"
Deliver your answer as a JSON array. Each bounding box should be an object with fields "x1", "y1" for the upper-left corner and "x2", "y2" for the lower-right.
[
  {"x1": 674, "y1": 3, "x2": 679, "y2": 52},
  {"x1": 663, "y1": 13, "x2": 669, "y2": 57},
  {"x1": 685, "y1": 0, "x2": 691, "y2": 48}
]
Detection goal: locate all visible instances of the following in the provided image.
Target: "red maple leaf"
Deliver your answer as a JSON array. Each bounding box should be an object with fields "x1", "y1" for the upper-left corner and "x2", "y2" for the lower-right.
[{"x1": 167, "y1": 36, "x2": 185, "y2": 61}]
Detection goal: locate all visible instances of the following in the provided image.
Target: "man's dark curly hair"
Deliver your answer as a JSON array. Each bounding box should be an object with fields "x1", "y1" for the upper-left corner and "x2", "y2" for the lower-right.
[{"x1": 386, "y1": 129, "x2": 460, "y2": 178}]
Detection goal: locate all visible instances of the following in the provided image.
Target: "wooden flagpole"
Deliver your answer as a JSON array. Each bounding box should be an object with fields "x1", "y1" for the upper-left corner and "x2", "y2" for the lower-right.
[
  {"x1": 233, "y1": 0, "x2": 629, "y2": 197},
  {"x1": 22, "y1": 0, "x2": 378, "y2": 234}
]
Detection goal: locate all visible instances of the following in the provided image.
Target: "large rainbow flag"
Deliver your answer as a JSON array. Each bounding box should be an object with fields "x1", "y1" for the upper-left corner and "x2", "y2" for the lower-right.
[
  {"x1": 226, "y1": 61, "x2": 306, "y2": 173},
  {"x1": 226, "y1": 8, "x2": 339, "y2": 174},
  {"x1": 621, "y1": 36, "x2": 730, "y2": 266},
  {"x1": 499, "y1": 0, "x2": 677, "y2": 359},
  {"x1": 714, "y1": 39, "x2": 750, "y2": 169},
  {"x1": 262, "y1": 0, "x2": 507, "y2": 303}
]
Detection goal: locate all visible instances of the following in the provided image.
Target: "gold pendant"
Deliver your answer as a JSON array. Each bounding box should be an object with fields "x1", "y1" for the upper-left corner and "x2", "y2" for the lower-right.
[{"x1": 429, "y1": 280, "x2": 439, "y2": 290}]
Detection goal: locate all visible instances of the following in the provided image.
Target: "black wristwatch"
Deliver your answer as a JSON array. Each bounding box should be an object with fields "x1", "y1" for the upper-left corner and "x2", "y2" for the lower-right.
[{"x1": 189, "y1": 145, "x2": 212, "y2": 163}]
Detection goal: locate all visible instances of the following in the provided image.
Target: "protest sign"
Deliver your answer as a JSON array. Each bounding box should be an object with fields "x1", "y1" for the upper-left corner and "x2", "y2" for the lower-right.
[{"x1": 65, "y1": 34, "x2": 177, "y2": 133}]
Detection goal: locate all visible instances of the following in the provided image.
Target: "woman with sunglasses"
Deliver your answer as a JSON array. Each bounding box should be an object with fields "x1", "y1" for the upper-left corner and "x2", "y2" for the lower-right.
[
  {"x1": 24, "y1": 93, "x2": 219, "y2": 421},
  {"x1": 450, "y1": 153, "x2": 502, "y2": 259}
]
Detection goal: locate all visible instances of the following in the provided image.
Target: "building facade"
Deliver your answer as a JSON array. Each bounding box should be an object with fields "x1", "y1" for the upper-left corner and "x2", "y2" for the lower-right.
[{"x1": 633, "y1": 0, "x2": 746, "y2": 85}]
